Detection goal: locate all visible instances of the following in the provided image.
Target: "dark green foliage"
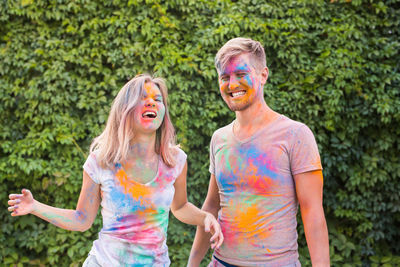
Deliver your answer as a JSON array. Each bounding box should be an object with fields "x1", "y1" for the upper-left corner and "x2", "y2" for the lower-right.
[{"x1": 1, "y1": 0, "x2": 399, "y2": 266}]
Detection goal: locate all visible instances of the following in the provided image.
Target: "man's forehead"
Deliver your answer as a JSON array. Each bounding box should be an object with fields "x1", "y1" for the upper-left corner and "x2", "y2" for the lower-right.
[
  {"x1": 219, "y1": 53, "x2": 254, "y2": 75},
  {"x1": 220, "y1": 62, "x2": 252, "y2": 76}
]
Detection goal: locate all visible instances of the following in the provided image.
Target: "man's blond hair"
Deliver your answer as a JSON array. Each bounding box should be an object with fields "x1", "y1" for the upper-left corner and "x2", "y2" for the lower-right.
[{"x1": 215, "y1": 37, "x2": 266, "y2": 74}]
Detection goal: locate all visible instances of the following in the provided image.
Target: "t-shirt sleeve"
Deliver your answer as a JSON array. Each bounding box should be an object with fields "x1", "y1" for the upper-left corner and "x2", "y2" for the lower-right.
[
  {"x1": 289, "y1": 124, "x2": 322, "y2": 175},
  {"x1": 175, "y1": 148, "x2": 187, "y2": 177},
  {"x1": 209, "y1": 133, "x2": 216, "y2": 175},
  {"x1": 83, "y1": 152, "x2": 101, "y2": 184}
]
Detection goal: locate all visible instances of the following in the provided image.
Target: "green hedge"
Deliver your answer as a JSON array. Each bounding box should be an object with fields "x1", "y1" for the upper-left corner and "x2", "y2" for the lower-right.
[{"x1": 1, "y1": 0, "x2": 399, "y2": 266}]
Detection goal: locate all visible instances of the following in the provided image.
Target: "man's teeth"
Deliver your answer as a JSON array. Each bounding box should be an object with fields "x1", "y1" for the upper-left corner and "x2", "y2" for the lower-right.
[{"x1": 232, "y1": 91, "x2": 246, "y2": 97}]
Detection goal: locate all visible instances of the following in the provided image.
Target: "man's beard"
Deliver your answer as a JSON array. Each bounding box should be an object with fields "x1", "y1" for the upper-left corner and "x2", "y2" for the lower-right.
[{"x1": 226, "y1": 100, "x2": 251, "y2": 112}]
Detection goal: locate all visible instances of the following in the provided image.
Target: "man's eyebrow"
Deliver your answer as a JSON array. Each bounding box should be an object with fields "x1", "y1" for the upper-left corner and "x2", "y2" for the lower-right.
[
  {"x1": 221, "y1": 64, "x2": 251, "y2": 74},
  {"x1": 220, "y1": 69, "x2": 249, "y2": 76}
]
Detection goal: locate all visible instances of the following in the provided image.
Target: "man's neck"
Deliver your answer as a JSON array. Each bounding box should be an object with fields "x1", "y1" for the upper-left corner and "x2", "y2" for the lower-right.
[{"x1": 234, "y1": 99, "x2": 279, "y2": 140}]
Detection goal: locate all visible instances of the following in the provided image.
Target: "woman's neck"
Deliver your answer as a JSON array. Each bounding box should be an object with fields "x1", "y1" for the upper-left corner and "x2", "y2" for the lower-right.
[{"x1": 129, "y1": 134, "x2": 157, "y2": 159}]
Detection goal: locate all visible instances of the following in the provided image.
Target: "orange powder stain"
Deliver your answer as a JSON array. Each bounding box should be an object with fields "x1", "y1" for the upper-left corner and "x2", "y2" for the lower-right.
[
  {"x1": 236, "y1": 205, "x2": 261, "y2": 230},
  {"x1": 317, "y1": 170, "x2": 324, "y2": 183},
  {"x1": 245, "y1": 161, "x2": 276, "y2": 196},
  {"x1": 115, "y1": 169, "x2": 152, "y2": 202},
  {"x1": 246, "y1": 160, "x2": 259, "y2": 175},
  {"x1": 136, "y1": 207, "x2": 157, "y2": 218},
  {"x1": 234, "y1": 204, "x2": 271, "y2": 241}
]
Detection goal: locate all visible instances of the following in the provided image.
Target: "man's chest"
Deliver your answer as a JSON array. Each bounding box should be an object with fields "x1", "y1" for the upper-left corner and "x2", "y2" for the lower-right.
[{"x1": 214, "y1": 140, "x2": 292, "y2": 194}]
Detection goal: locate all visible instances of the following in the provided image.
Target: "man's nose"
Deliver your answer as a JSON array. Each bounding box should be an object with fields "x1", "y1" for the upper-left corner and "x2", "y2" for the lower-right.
[{"x1": 228, "y1": 76, "x2": 239, "y2": 90}]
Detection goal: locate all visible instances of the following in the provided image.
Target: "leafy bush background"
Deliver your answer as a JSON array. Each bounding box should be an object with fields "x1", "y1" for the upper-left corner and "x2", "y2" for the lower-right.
[{"x1": 1, "y1": 0, "x2": 399, "y2": 266}]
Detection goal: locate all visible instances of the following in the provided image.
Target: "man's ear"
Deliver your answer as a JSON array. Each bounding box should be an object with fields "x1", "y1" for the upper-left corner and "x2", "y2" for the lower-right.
[{"x1": 260, "y1": 67, "x2": 269, "y2": 85}]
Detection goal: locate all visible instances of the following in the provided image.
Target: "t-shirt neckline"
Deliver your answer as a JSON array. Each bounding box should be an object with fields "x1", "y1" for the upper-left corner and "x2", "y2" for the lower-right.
[
  {"x1": 230, "y1": 114, "x2": 284, "y2": 144},
  {"x1": 118, "y1": 155, "x2": 161, "y2": 186}
]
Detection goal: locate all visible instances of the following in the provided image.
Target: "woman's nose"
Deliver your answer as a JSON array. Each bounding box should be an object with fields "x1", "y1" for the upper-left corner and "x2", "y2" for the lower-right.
[{"x1": 145, "y1": 99, "x2": 156, "y2": 107}]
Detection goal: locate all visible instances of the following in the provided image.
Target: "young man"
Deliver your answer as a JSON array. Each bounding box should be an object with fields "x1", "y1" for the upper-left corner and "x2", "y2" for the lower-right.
[{"x1": 188, "y1": 38, "x2": 330, "y2": 267}]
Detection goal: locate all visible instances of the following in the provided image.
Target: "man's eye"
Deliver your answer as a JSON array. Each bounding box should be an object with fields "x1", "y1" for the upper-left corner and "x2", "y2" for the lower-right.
[
  {"x1": 237, "y1": 73, "x2": 246, "y2": 78},
  {"x1": 155, "y1": 98, "x2": 162, "y2": 102},
  {"x1": 221, "y1": 76, "x2": 229, "y2": 82}
]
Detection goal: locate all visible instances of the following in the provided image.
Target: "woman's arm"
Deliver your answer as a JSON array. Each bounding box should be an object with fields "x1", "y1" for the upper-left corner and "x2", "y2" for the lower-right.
[
  {"x1": 171, "y1": 162, "x2": 223, "y2": 250},
  {"x1": 8, "y1": 171, "x2": 100, "y2": 232}
]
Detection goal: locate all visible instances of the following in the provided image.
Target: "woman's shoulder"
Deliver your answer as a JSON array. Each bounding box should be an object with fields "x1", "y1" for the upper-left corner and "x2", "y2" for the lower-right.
[
  {"x1": 169, "y1": 145, "x2": 187, "y2": 177},
  {"x1": 171, "y1": 145, "x2": 187, "y2": 162},
  {"x1": 85, "y1": 149, "x2": 112, "y2": 171}
]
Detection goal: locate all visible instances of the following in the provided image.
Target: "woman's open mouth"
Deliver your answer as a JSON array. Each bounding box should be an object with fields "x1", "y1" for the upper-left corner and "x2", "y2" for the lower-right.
[{"x1": 142, "y1": 111, "x2": 157, "y2": 118}]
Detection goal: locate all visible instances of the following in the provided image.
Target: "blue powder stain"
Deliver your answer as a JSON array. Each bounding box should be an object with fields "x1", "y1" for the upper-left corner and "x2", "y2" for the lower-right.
[
  {"x1": 243, "y1": 74, "x2": 253, "y2": 87},
  {"x1": 217, "y1": 170, "x2": 238, "y2": 193},
  {"x1": 109, "y1": 187, "x2": 147, "y2": 213},
  {"x1": 236, "y1": 144, "x2": 279, "y2": 180},
  {"x1": 216, "y1": 143, "x2": 282, "y2": 191},
  {"x1": 234, "y1": 63, "x2": 251, "y2": 72}
]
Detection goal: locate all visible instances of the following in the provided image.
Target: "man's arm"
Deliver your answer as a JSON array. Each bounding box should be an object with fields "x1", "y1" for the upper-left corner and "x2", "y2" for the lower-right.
[
  {"x1": 188, "y1": 174, "x2": 221, "y2": 266},
  {"x1": 294, "y1": 170, "x2": 330, "y2": 267},
  {"x1": 171, "y1": 163, "x2": 223, "y2": 249}
]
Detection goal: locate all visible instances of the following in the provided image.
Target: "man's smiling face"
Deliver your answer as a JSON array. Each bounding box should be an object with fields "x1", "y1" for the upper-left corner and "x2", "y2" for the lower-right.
[{"x1": 218, "y1": 53, "x2": 266, "y2": 112}]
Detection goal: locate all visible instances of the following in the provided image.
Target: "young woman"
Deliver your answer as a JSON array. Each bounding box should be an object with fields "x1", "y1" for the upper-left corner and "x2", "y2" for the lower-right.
[{"x1": 8, "y1": 74, "x2": 223, "y2": 266}]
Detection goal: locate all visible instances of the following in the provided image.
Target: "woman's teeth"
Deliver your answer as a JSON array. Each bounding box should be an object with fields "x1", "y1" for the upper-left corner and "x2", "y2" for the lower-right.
[{"x1": 142, "y1": 111, "x2": 157, "y2": 118}]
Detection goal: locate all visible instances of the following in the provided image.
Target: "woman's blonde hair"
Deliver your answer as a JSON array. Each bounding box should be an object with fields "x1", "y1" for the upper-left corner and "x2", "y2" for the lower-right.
[{"x1": 90, "y1": 74, "x2": 177, "y2": 168}]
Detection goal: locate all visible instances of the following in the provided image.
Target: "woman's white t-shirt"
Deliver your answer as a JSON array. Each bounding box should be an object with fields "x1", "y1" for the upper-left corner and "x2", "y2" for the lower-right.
[{"x1": 83, "y1": 148, "x2": 187, "y2": 266}]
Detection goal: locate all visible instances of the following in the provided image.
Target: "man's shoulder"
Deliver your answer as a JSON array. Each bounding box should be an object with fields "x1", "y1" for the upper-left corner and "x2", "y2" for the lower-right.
[
  {"x1": 275, "y1": 114, "x2": 309, "y2": 132},
  {"x1": 209, "y1": 122, "x2": 234, "y2": 148},
  {"x1": 275, "y1": 115, "x2": 317, "y2": 144},
  {"x1": 211, "y1": 121, "x2": 234, "y2": 138}
]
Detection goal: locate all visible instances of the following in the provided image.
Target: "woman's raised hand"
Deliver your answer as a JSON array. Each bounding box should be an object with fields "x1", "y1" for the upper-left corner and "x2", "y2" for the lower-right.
[
  {"x1": 8, "y1": 189, "x2": 35, "y2": 216},
  {"x1": 203, "y1": 212, "x2": 224, "y2": 250}
]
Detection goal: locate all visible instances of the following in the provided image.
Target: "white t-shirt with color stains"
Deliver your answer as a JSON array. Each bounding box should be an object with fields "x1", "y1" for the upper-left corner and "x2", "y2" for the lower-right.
[{"x1": 83, "y1": 148, "x2": 186, "y2": 267}]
